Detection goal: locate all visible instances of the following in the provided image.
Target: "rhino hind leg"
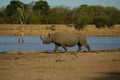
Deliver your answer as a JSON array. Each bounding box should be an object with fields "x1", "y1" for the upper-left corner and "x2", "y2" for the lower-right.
[{"x1": 83, "y1": 43, "x2": 90, "y2": 51}]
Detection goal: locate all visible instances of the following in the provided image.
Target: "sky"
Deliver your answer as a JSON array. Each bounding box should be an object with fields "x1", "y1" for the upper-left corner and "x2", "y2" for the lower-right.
[{"x1": 0, "y1": 0, "x2": 120, "y2": 9}]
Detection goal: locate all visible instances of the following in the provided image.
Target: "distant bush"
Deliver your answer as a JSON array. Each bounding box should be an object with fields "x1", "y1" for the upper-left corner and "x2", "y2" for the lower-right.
[{"x1": 0, "y1": 1, "x2": 120, "y2": 29}]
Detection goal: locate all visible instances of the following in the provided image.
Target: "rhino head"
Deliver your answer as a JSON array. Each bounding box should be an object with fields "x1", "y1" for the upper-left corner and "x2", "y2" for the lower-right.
[{"x1": 40, "y1": 33, "x2": 52, "y2": 44}]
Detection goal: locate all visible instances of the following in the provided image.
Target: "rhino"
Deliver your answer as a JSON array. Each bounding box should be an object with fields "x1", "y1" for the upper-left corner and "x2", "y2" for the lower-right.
[{"x1": 40, "y1": 32, "x2": 90, "y2": 52}]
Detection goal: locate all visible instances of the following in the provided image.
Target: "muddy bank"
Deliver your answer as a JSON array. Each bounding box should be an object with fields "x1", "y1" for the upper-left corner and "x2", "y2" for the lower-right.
[{"x1": 0, "y1": 49, "x2": 120, "y2": 80}]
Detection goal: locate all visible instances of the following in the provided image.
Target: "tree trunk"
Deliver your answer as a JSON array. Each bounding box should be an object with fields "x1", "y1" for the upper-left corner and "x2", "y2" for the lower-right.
[{"x1": 18, "y1": 5, "x2": 25, "y2": 43}]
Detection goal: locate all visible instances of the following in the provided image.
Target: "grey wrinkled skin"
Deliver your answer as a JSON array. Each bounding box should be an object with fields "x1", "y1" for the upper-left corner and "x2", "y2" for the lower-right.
[{"x1": 40, "y1": 32, "x2": 90, "y2": 53}]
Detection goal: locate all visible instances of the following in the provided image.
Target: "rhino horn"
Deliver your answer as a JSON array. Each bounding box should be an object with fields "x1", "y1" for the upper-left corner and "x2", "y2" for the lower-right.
[{"x1": 40, "y1": 36, "x2": 43, "y2": 40}]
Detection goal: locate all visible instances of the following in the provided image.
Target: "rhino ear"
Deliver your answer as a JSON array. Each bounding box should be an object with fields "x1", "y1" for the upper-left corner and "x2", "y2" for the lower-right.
[{"x1": 48, "y1": 33, "x2": 51, "y2": 36}]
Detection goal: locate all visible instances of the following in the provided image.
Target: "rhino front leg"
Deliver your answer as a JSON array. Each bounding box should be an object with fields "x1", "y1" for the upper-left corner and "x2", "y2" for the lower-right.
[
  {"x1": 77, "y1": 43, "x2": 82, "y2": 52},
  {"x1": 54, "y1": 44, "x2": 60, "y2": 53},
  {"x1": 62, "y1": 45, "x2": 67, "y2": 52}
]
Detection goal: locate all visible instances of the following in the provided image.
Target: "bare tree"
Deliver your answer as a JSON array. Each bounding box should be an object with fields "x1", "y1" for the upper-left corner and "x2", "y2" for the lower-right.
[{"x1": 18, "y1": 4, "x2": 25, "y2": 43}]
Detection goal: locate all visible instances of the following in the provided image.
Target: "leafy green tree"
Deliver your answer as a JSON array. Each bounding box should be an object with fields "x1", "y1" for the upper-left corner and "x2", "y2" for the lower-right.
[
  {"x1": 91, "y1": 6, "x2": 108, "y2": 28},
  {"x1": 105, "y1": 7, "x2": 120, "y2": 27},
  {"x1": 33, "y1": 0, "x2": 49, "y2": 15},
  {"x1": 0, "y1": 7, "x2": 6, "y2": 23},
  {"x1": 32, "y1": 0, "x2": 50, "y2": 24},
  {"x1": 73, "y1": 4, "x2": 111, "y2": 29},
  {"x1": 5, "y1": 0, "x2": 23, "y2": 16},
  {"x1": 48, "y1": 6, "x2": 72, "y2": 24},
  {"x1": 4, "y1": 0, "x2": 26, "y2": 23},
  {"x1": 93, "y1": 15, "x2": 108, "y2": 28},
  {"x1": 73, "y1": 4, "x2": 94, "y2": 29},
  {"x1": 0, "y1": 0, "x2": 120, "y2": 25},
  {"x1": 27, "y1": 14, "x2": 40, "y2": 24}
]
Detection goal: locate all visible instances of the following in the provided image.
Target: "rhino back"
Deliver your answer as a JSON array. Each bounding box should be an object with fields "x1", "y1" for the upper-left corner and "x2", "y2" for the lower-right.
[{"x1": 50, "y1": 32, "x2": 83, "y2": 46}]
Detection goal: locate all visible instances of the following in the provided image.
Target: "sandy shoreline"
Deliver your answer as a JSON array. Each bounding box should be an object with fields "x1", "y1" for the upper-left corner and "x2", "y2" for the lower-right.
[{"x1": 0, "y1": 49, "x2": 120, "y2": 80}]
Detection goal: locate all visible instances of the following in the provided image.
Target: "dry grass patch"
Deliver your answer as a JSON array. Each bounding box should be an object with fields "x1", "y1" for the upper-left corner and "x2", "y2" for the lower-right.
[
  {"x1": 80, "y1": 25, "x2": 120, "y2": 36},
  {"x1": 0, "y1": 24, "x2": 120, "y2": 36}
]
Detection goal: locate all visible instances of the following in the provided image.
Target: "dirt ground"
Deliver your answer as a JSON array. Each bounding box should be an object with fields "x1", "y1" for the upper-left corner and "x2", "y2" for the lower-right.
[{"x1": 0, "y1": 50, "x2": 120, "y2": 80}]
